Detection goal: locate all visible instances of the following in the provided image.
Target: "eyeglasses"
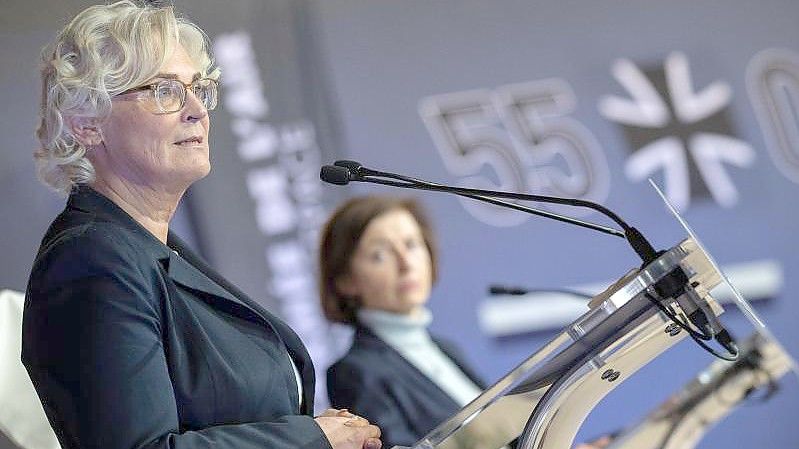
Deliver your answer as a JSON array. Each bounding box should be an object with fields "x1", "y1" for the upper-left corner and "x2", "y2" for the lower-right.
[{"x1": 116, "y1": 77, "x2": 219, "y2": 114}]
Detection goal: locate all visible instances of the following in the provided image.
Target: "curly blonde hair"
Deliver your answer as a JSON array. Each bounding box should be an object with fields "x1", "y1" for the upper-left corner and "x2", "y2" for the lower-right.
[{"x1": 35, "y1": 0, "x2": 220, "y2": 195}]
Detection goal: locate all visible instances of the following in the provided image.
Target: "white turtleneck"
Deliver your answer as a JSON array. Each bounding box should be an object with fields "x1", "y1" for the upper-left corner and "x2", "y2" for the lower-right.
[{"x1": 357, "y1": 307, "x2": 483, "y2": 407}]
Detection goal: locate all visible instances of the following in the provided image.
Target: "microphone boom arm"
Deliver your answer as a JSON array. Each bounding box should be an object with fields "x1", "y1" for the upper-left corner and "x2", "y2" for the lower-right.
[
  {"x1": 324, "y1": 161, "x2": 657, "y2": 262},
  {"x1": 359, "y1": 175, "x2": 625, "y2": 238}
]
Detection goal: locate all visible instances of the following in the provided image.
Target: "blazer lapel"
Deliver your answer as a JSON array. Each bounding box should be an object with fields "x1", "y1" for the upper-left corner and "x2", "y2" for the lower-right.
[
  {"x1": 164, "y1": 233, "x2": 281, "y2": 332},
  {"x1": 167, "y1": 233, "x2": 317, "y2": 414},
  {"x1": 66, "y1": 187, "x2": 317, "y2": 413},
  {"x1": 354, "y1": 327, "x2": 462, "y2": 410},
  {"x1": 433, "y1": 337, "x2": 486, "y2": 389},
  {"x1": 164, "y1": 251, "x2": 244, "y2": 307}
]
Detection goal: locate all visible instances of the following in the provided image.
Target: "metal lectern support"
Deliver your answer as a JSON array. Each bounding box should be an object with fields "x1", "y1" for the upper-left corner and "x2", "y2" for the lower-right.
[
  {"x1": 595, "y1": 181, "x2": 799, "y2": 449},
  {"x1": 394, "y1": 237, "x2": 726, "y2": 449},
  {"x1": 604, "y1": 332, "x2": 793, "y2": 449},
  {"x1": 393, "y1": 182, "x2": 796, "y2": 449}
]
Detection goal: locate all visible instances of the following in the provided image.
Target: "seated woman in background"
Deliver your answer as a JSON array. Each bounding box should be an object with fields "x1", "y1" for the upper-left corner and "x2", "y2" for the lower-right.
[
  {"x1": 318, "y1": 195, "x2": 611, "y2": 449},
  {"x1": 319, "y1": 196, "x2": 486, "y2": 448}
]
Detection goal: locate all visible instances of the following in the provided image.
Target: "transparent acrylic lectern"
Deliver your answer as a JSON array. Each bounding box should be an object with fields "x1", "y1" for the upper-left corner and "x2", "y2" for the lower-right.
[
  {"x1": 603, "y1": 331, "x2": 793, "y2": 449},
  {"x1": 393, "y1": 183, "x2": 799, "y2": 449}
]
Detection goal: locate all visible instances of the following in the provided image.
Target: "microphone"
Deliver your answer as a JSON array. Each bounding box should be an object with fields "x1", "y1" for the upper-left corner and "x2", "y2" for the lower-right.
[
  {"x1": 319, "y1": 165, "x2": 351, "y2": 185},
  {"x1": 488, "y1": 285, "x2": 530, "y2": 296},
  {"x1": 320, "y1": 161, "x2": 654, "y2": 263},
  {"x1": 488, "y1": 284, "x2": 594, "y2": 299},
  {"x1": 333, "y1": 160, "x2": 369, "y2": 177}
]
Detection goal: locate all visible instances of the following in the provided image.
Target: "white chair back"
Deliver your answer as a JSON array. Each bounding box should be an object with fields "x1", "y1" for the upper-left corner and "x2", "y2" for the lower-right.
[{"x1": 0, "y1": 289, "x2": 60, "y2": 449}]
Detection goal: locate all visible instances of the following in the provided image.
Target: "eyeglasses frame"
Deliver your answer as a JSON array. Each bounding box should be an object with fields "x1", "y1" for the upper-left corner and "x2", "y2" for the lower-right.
[{"x1": 115, "y1": 77, "x2": 219, "y2": 114}]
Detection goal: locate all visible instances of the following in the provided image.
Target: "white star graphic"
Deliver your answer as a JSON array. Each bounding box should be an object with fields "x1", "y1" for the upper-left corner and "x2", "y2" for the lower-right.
[{"x1": 599, "y1": 51, "x2": 755, "y2": 211}]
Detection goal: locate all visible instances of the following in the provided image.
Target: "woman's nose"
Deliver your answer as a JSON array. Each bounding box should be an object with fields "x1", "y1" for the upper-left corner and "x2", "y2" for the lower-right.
[
  {"x1": 395, "y1": 249, "x2": 411, "y2": 272},
  {"x1": 183, "y1": 91, "x2": 208, "y2": 123}
]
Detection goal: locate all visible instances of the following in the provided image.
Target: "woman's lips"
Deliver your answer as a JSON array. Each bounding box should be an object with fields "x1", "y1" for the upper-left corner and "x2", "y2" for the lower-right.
[
  {"x1": 174, "y1": 136, "x2": 204, "y2": 146},
  {"x1": 398, "y1": 280, "x2": 419, "y2": 292}
]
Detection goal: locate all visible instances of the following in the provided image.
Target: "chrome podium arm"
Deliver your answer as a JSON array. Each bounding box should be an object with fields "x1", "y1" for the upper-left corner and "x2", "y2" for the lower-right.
[
  {"x1": 514, "y1": 303, "x2": 686, "y2": 449},
  {"x1": 604, "y1": 332, "x2": 792, "y2": 449},
  {"x1": 401, "y1": 238, "x2": 729, "y2": 449},
  {"x1": 515, "y1": 238, "x2": 727, "y2": 449}
]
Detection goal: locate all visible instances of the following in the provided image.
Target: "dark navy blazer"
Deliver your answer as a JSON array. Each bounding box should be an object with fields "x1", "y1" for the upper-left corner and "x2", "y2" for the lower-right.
[
  {"x1": 22, "y1": 187, "x2": 331, "y2": 449},
  {"x1": 327, "y1": 326, "x2": 485, "y2": 448}
]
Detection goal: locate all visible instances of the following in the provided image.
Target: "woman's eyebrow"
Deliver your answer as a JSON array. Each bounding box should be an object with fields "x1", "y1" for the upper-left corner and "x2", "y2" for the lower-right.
[
  {"x1": 361, "y1": 238, "x2": 397, "y2": 250},
  {"x1": 151, "y1": 72, "x2": 203, "y2": 81}
]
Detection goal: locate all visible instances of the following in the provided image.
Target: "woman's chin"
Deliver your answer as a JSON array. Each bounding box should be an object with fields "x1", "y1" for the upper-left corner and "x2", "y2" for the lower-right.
[
  {"x1": 160, "y1": 162, "x2": 210, "y2": 191},
  {"x1": 402, "y1": 299, "x2": 430, "y2": 315},
  {"x1": 184, "y1": 156, "x2": 212, "y2": 179}
]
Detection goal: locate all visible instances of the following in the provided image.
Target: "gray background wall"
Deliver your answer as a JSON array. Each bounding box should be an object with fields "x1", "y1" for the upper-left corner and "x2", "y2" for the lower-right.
[{"x1": 1, "y1": 0, "x2": 797, "y2": 447}]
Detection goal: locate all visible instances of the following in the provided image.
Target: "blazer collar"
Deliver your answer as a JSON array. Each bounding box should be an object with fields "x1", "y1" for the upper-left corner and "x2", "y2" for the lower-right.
[
  {"x1": 66, "y1": 186, "x2": 171, "y2": 259},
  {"x1": 353, "y1": 323, "x2": 486, "y2": 388},
  {"x1": 351, "y1": 325, "x2": 463, "y2": 410},
  {"x1": 165, "y1": 231, "x2": 281, "y2": 329},
  {"x1": 167, "y1": 229, "x2": 318, "y2": 414},
  {"x1": 67, "y1": 185, "x2": 314, "y2": 414},
  {"x1": 67, "y1": 186, "x2": 317, "y2": 413},
  {"x1": 163, "y1": 250, "x2": 245, "y2": 308},
  {"x1": 67, "y1": 187, "x2": 257, "y2": 313}
]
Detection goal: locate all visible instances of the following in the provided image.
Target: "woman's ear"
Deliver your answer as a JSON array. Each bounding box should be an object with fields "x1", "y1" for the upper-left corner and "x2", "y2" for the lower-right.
[{"x1": 67, "y1": 116, "x2": 103, "y2": 147}]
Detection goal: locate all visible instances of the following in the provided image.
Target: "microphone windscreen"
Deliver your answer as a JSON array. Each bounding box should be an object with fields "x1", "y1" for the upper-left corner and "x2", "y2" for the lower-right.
[
  {"x1": 488, "y1": 284, "x2": 528, "y2": 295},
  {"x1": 320, "y1": 165, "x2": 351, "y2": 185},
  {"x1": 488, "y1": 285, "x2": 505, "y2": 295},
  {"x1": 334, "y1": 160, "x2": 363, "y2": 172}
]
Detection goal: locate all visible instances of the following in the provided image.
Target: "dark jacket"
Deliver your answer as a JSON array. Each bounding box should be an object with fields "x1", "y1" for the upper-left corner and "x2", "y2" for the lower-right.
[
  {"x1": 22, "y1": 187, "x2": 331, "y2": 449},
  {"x1": 327, "y1": 326, "x2": 485, "y2": 448}
]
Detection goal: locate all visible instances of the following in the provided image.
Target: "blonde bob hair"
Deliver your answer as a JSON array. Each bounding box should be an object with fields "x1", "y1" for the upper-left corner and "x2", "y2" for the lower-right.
[{"x1": 35, "y1": 0, "x2": 220, "y2": 195}]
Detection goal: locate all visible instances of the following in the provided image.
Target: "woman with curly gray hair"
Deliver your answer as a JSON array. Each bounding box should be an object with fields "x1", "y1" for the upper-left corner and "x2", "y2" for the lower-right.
[{"x1": 23, "y1": 2, "x2": 381, "y2": 449}]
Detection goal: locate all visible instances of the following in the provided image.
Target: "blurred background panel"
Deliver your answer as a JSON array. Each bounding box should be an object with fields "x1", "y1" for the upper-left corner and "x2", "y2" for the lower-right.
[{"x1": 1, "y1": 0, "x2": 797, "y2": 447}]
